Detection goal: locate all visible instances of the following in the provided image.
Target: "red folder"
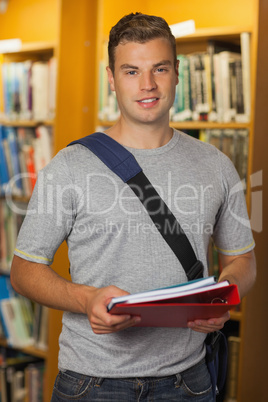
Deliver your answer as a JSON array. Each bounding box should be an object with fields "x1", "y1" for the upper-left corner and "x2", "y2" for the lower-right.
[{"x1": 109, "y1": 284, "x2": 240, "y2": 327}]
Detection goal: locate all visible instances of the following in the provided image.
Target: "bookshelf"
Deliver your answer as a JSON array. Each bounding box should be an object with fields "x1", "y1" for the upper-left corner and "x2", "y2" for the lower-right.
[
  {"x1": 0, "y1": 1, "x2": 98, "y2": 400},
  {"x1": 0, "y1": 39, "x2": 56, "y2": 401},
  {"x1": 0, "y1": 338, "x2": 47, "y2": 360}
]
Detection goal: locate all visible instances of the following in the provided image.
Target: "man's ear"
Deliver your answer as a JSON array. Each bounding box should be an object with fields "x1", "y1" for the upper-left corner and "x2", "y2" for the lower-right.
[
  {"x1": 175, "y1": 60, "x2": 180, "y2": 85},
  {"x1": 106, "y1": 66, "x2": 115, "y2": 91}
]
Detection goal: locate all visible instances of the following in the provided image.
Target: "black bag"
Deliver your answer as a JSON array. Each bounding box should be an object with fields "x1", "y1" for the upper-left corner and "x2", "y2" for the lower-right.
[
  {"x1": 206, "y1": 331, "x2": 228, "y2": 400},
  {"x1": 68, "y1": 132, "x2": 228, "y2": 400}
]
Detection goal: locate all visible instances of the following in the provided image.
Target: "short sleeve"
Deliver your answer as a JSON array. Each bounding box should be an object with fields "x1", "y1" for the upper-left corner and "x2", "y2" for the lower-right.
[
  {"x1": 14, "y1": 150, "x2": 77, "y2": 265},
  {"x1": 212, "y1": 151, "x2": 255, "y2": 255}
]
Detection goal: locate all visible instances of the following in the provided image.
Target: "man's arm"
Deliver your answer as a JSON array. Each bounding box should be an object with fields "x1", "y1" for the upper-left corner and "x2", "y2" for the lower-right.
[
  {"x1": 187, "y1": 250, "x2": 256, "y2": 333},
  {"x1": 10, "y1": 255, "x2": 140, "y2": 334},
  {"x1": 218, "y1": 250, "x2": 256, "y2": 299}
]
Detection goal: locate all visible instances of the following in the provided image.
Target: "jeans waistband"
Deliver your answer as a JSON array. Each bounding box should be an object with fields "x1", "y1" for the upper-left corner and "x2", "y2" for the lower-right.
[{"x1": 64, "y1": 357, "x2": 206, "y2": 383}]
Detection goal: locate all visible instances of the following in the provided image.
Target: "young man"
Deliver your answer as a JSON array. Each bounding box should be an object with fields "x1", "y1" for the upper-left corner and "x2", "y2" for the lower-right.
[{"x1": 11, "y1": 13, "x2": 256, "y2": 401}]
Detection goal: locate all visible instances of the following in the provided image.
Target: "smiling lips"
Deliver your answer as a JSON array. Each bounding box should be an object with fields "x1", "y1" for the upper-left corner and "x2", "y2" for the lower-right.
[{"x1": 137, "y1": 97, "x2": 160, "y2": 107}]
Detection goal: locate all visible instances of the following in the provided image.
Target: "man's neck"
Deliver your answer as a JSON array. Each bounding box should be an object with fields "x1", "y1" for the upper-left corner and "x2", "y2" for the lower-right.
[{"x1": 104, "y1": 119, "x2": 173, "y2": 149}]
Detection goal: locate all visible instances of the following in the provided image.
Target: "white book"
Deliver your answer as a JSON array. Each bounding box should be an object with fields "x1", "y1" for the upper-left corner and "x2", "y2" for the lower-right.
[
  {"x1": 31, "y1": 61, "x2": 49, "y2": 121},
  {"x1": 240, "y1": 32, "x2": 251, "y2": 121}
]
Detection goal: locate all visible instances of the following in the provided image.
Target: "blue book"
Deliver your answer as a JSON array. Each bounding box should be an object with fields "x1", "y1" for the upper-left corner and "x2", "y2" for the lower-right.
[
  {"x1": 0, "y1": 275, "x2": 15, "y2": 339},
  {"x1": 6, "y1": 126, "x2": 23, "y2": 194},
  {"x1": 0, "y1": 125, "x2": 10, "y2": 194}
]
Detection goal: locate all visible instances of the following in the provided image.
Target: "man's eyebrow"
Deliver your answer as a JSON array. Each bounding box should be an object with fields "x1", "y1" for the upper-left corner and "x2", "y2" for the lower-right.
[
  {"x1": 120, "y1": 64, "x2": 139, "y2": 70},
  {"x1": 120, "y1": 60, "x2": 172, "y2": 70},
  {"x1": 153, "y1": 60, "x2": 172, "y2": 68}
]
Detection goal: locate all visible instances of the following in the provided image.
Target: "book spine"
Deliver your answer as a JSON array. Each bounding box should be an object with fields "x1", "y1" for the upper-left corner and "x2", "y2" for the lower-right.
[
  {"x1": 240, "y1": 32, "x2": 251, "y2": 122},
  {"x1": 224, "y1": 336, "x2": 241, "y2": 401}
]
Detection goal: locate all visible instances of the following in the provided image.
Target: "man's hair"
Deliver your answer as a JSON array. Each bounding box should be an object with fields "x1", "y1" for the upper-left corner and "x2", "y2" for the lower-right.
[{"x1": 108, "y1": 12, "x2": 177, "y2": 74}]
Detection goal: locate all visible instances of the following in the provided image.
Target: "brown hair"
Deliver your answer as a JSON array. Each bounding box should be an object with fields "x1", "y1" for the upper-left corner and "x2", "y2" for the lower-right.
[{"x1": 108, "y1": 12, "x2": 177, "y2": 74}]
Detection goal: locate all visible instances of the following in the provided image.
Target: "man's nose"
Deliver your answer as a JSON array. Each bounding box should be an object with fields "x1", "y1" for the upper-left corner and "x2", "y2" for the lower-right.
[{"x1": 140, "y1": 72, "x2": 157, "y2": 91}]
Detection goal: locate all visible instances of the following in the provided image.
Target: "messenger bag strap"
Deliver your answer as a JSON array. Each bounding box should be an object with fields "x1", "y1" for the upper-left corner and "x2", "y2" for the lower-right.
[{"x1": 67, "y1": 132, "x2": 203, "y2": 280}]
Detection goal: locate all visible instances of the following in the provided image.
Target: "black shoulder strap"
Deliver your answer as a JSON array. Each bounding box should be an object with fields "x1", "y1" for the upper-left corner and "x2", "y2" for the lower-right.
[{"x1": 68, "y1": 132, "x2": 203, "y2": 280}]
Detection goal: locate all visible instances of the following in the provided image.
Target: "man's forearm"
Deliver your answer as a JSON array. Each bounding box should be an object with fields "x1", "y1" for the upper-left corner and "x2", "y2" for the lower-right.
[
  {"x1": 10, "y1": 255, "x2": 138, "y2": 334},
  {"x1": 218, "y1": 250, "x2": 256, "y2": 299},
  {"x1": 10, "y1": 255, "x2": 94, "y2": 314}
]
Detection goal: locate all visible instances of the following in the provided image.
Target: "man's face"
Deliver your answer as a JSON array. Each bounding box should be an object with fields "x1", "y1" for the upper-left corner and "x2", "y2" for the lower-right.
[{"x1": 107, "y1": 38, "x2": 179, "y2": 127}]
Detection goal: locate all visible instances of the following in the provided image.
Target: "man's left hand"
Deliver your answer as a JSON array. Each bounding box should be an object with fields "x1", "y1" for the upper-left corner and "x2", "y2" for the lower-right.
[{"x1": 187, "y1": 311, "x2": 230, "y2": 333}]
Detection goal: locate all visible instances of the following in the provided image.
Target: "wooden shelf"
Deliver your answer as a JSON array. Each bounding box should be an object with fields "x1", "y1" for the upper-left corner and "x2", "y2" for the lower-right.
[
  {"x1": 0, "y1": 41, "x2": 56, "y2": 56},
  {"x1": 0, "y1": 194, "x2": 30, "y2": 203},
  {"x1": 0, "y1": 119, "x2": 55, "y2": 127},
  {"x1": 170, "y1": 122, "x2": 250, "y2": 130},
  {"x1": 98, "y1": 120, "x2": 250, "y2": 130},
  {"x1": 230, "y1": 310, "x2": 242, "y2": 322},
  {"x1": 0, "y1": 338, "x2": 48, "y2": 360},
  {"x1": 175, "y1": 26, "x2": 252, "y2": 43}
]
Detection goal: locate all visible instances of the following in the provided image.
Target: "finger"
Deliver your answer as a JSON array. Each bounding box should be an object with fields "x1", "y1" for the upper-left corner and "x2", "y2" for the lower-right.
[
  {"x1": 91, "y1": 315, "x2": 141, "y2": 334},
  {"x1": 187, "y1": 320, "x2": 224, "y2": 333}
]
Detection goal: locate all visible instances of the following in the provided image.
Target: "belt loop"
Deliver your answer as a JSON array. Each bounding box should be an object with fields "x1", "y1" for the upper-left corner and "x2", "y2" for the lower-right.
[
  {"x1": 94, "y1": 377, "x2": 104, "y2": 387},
  {"x1": 174, "y1": 373, "x2": 182, "y2": 387}
]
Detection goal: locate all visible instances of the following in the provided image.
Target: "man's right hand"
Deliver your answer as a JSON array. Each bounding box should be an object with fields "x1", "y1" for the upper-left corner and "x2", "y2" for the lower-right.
[{"x1": 85, "y1": 285, "x2": 141, "y2": 334}]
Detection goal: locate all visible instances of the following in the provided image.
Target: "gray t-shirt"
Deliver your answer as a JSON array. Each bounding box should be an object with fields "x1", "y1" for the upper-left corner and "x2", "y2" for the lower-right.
[{"x1": 14, "y1": 130, "x2": 254, "y2": 377}]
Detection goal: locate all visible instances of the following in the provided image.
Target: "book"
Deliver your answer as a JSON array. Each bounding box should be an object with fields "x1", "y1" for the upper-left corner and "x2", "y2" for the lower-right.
[
  {"x1": 240, "y1": 32, "x2": 251, "y2": 122},
  {"x1": 224, "y1": 336, "x2": 241, "y2": 401},
  {"x1": 24, "y1": 361, "x2": 45, "y2": 402},
  {"x1": 0, "y1": 355, "x2": 43, "y2": 402},
  {"x1": 0, "y1": 200, "x2": 25, "y2": 273},
  {"x1": 33, "y1": 305, "x2": 48, "y2": 351},
  {"x1": 234, "y1": 58, "x2": 246, "y2": 122},
  {"x1": 219, "y1": 51, "x2": 241, "y2": 122},
  {"x1": 0, "y1": 126, "x2": 10, "y2": 195},
  {"x1": 0, "y1": 297, "x2": 34, "y2": 348},
  {"x1": 171, "y1": 55, "x2": 192, "y2": 122},
  {"x1": 207, "y1": 39, "x2": 241, "y2": 122},
  {"x1": 1, "y1": 58, "x2": 56, "y2": 121},
  {"x1": 109, "y1": 282, "x2": 239, "y2": 327},
  {"x1": 108, "y1": 276, "x2": 217, "y2": 310},
  {"x1": 31, "y1": 62, "x2": 49, "y2": 121}
]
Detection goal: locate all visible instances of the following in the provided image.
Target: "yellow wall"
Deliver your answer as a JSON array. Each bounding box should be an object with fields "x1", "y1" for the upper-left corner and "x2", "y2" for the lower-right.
[
  {"x1": 102, "y1": 0, "x2": 148, "y2": 37},
  {"x1": 146, "y1": 0, "x2": 255, "y2": 28},
  {"x1": 102, "y1": 0, "x2": 256, "y2": 37},
  {"x1": 0, "y1": 0, "x2": 58, "y2": 42}
]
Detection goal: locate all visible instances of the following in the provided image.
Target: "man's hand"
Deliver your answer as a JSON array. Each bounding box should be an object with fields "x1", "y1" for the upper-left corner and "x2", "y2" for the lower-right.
[
  {"x1": 85, "y1": 285, "x2": 141, "y2": 334},
  {"x1": 187, "y1": 311, "x2": 230, "y2": 334}
]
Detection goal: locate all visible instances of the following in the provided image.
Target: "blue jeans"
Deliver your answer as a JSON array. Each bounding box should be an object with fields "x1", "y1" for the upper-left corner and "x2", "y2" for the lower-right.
[{"x1": 51, "y1": 358, "x2": 214, "y2": 401}]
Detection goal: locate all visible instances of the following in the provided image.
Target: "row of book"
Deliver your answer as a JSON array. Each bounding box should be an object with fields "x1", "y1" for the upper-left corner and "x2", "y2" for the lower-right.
[
  {"x1": 0, "y1": 57, "x2": 57, "y2": 122},
  {"x1": 0, "y1": 200, "x2": 25, "y2": 273},
  {"x1": 98, "y1": 34, "x2": 251, "y2": 123},
  {"x1": 0, "y1": 276, "x2": 48, "y2": 351},
  {"x1": 0, "y1": 125, "x2": 53, "y2": 197},
  {"x1": 224, "y1": 336, "x2": 241, "y2": 402},
  {"x1": 199, "y1": 129, "x2": 248, "y2": 182},
  {"x1": 171, "y1": 34, "x2": 250, "y2": 123},
  {"x1": 0, "y1": 348, "x2": 45, "y2": 402}
]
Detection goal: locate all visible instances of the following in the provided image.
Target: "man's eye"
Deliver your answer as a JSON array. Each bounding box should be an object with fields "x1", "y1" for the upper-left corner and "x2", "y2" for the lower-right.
[
  {"x1": 156, "y1": 68, "x2": 167, "y2": 73},
  {"x1": 127, "y1": 71, "x2": 137, "y2": 75}
]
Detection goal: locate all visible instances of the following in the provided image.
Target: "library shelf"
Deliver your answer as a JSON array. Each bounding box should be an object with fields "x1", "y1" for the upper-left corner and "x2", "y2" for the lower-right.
[
  {"x1": 175, "y1": 26, "x2": 252, "y2": 42},
  {"x1": 97, "y1": 120, "x2": 250, "y2": 130},
  {"x1": 0, "y1": 119, "x2": 55, "y2": 127},
  {"x1": 1, "y1": 41, "x2": 57, "y2": 56},
  {"x1": 0, "y1": 337, "x2": 48, "y2": 360}
]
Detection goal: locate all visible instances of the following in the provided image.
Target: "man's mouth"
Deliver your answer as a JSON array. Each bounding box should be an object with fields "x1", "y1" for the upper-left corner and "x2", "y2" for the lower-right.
[
  {"x1": 137, "y1": 97, "x2": 160, "y2": 108},
  {"x1": 138, "y1": 97, "x2": 159, "y2": 104}
]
